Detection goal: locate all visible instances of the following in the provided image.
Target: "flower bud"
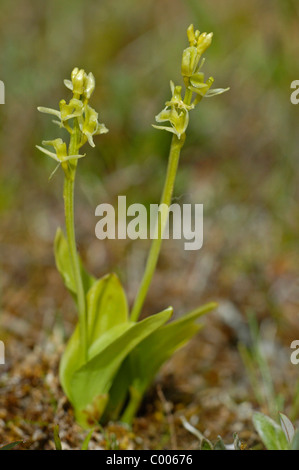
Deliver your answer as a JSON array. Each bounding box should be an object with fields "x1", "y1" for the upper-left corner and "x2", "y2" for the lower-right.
[
  {"x1": 187, "y1": 24, "x2": 196, "y2": 46},
  {"x1": 71, "y1": 67, "x2": 79, "y2": 80},
  {"x1": 71, "y1": 68, "x2": 86, "y2": 96},
  {"x1": 196, "y1": 32, "x2": 213, "y2": 56},
  {"x1": 181, "y1": 46, "x2": 198, "y2": 77}
]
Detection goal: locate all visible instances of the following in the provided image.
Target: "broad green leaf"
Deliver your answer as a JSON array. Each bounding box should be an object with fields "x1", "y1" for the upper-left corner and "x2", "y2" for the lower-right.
[
  {"x1": 86, "y1": 273, "x2": 128, "y2": 345},
  {"x1": 253, "y1": 412, "x2": 289, "y2": 450},
  {"x1": 106, "y1": 302, "x2": 216, "y2": 422},
  {"x1": 88, "y1": 323, "x2": 131, "y2": 360},
  {"x1": 291, "y1": 430, "x2": 299, "y2": 450},
  {"x1": 54, "y1": 227, "x2": 95, "y2": 299},
  {"x1": 129, "y1": 302, "x2": 216, "y2": 389},
  {"x1": 102, "y1": 355, "x2": 134, "y2": 422},
  {"x1": 279, "y1": 413, "x2": 295, "y2": 444},
  {"x1": 60, "y1": 322, "x2": 130, "y2": 403},
  {"x1": 70, "y1": 307, "x2": 173, "y2": 428},
  {"x1": 129, "y1": 321, "x2": 200, "y2": 392},
  {"x1": 59, "y1": 325, "x2": 83, "y2": 402},
  {"x1": 59, "y1": 272, "x2": 128, "y2": 404}
]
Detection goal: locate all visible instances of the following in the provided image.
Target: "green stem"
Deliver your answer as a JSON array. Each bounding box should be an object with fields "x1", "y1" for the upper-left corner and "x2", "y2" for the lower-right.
[
  {"x1": 63, "y1": 121, "x2": 88, "y2": 361},
  {"x1": 121, "y1": 387, "x2": 143, "y2": 425},
  {"x1": 130, "y1": 134, "x2": 185, "y2": 322}
]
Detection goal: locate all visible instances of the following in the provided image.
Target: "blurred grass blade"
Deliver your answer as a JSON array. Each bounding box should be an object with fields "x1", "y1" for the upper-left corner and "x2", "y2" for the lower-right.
[
  {"x1": 81, "y1": 429, "x2": 94, "y2": 450},
  {"x1": 0, "y1": 441, "x2": 23, "y2": 450},
  {"x1": 53, "y1": 425, "x2": 62, "y2": 450}
]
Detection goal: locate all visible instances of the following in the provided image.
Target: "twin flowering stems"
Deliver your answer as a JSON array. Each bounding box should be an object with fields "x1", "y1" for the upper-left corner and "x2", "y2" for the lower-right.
[{"x1": 37, "y1": 25, "x2": 228, "y2": 359}]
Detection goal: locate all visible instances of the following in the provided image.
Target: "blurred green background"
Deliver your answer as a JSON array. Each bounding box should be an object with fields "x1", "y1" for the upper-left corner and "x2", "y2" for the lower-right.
[{"x1": 1, "y1": 0, "x2": 299, "y2": 337}]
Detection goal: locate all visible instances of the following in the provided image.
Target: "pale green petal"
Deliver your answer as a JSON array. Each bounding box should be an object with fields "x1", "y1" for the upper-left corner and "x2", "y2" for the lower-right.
[
  {"x1": 85, "y1": 133, "x2": 95, "y2": 147},
  {"x1": 170, "y1": 80, "x2": 175, "y2": 95},
  {"x1": 95, "y1": 123, "x2": 109, "y2": 135},
  {"x1": 170, "y1": 109, "x2": 189, "y2": 136},
  {"x1": 37, "y1": 107, "x2": 61, "y2": 118},
  {"x1": 62, "y1": 153, "x2": 86, "y2": 161},
  {"x1": 189, "y1": 85, "x2": 209, "y2": 96},
  {"x1": 152, "y1": 124, "x2": 177, "y2": 135},
  {"x1": 155, "y1": 107, "x2": 172, "y2": 123},
  {"x1": 84, "y1": 73, "x2": 95, "y2": 99},
  {"x1": 152, "y1": 124, "x2": 185, "y2": 139},
  {"x1": 64, "y1": 79, "x2": 73, "y2": 91},
  {"x1": 36, "y1": 145, "x2": 60, "y2": 162},
  {"x1": 189, "y1": 72, "x2": 205, "y2": 88},
  {"x1": 204, "y1": 87, "x2": 230, "y2": 97}
]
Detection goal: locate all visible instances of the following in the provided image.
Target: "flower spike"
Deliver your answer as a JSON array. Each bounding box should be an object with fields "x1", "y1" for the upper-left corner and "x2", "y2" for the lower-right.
[
  {"x1": 153, "y1": 24, "x2": 229, "y2": 139},
  {"x1": 37, "y1": 67, "x2": 108, "y2": 178}
]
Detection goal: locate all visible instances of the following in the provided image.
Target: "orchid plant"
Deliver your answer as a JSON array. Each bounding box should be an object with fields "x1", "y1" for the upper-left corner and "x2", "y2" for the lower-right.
[{"x1": 36, "y1": 25, "x2": 228, "y2": 428}]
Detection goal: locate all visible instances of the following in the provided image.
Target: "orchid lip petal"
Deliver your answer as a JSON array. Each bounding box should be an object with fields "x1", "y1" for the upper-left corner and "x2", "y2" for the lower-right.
[
  {"x1": 85, "y1": 133, "x2": 95, "y2": 147},
  {"x1": 155, "y1": 111, "x2": 172, "y2": 123},
  {"x1": 95, "y1": 124, "x2": 109, "y2": 135},
  {"x1": 152, "y1": 124, "x2": 180, "y2": 137}
]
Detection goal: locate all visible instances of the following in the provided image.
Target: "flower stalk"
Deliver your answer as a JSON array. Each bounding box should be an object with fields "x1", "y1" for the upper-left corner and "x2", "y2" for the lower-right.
[
  {"x1": 130, "y1": 133, "x2": 184, "y2": 322},
  {"x1": 63, "y1": 122, "x2": 88, "y2": 360},
  {"x1": 130, "y1": 24, "x2": 229, "y2": 321},
  {"x1": 37, "y1": 68, "x2": 108, "y2": 361}
]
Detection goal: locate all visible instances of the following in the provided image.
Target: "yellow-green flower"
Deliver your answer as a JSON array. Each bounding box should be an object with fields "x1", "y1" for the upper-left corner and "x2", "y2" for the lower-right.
[
  {"x1": 37, "y1": 67, "x2": 109, "y2": 173},
  {"x1": 64, "y1": 68, "x2": 96, "y2": 100},
  {"x1": 37, "y1": 98, "x2": 84, "y2": 127},
  {"x1": 83, "y1": 72, "x2": 96, "y2": 99},
  {"x1": 153, "y1": 81, "x2": 193, "y2": 139},
  {"x1": 79, "y1": 105, "x2": 108, "y2": 147},
  {"x1": 36, "y1": 138, "x2": 84, "y2": 163},
  {"x1": 181, "y1": 24, "x2": 229, "y2": 100}
]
